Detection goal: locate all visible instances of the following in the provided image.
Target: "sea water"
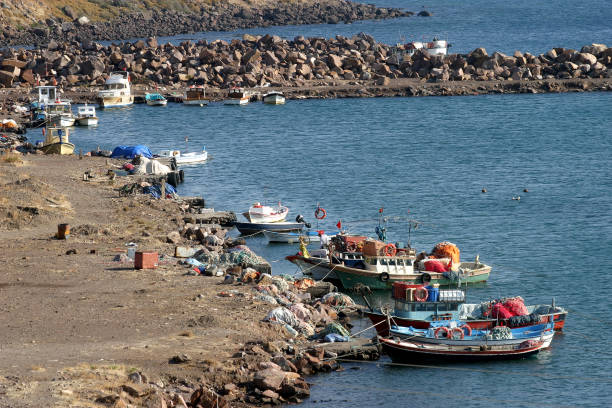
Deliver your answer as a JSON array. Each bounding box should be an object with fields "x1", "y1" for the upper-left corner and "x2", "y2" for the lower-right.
[{"x1": 59, "y1": 1, "x2": 612, "y2": 405}]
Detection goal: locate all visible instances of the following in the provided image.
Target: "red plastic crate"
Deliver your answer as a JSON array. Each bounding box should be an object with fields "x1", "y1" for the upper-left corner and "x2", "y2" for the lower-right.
[{"x1": 134, "y1": 251, "x2": 158, "y2": 269}]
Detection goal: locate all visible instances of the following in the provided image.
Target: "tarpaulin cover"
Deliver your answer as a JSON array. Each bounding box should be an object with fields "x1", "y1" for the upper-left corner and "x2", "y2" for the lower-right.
[
  {"x1": 425, "y1": 260, "x2": 448, "y2": 272},
  {"x1": 110, "y1": 145, "x2": 153, "y2": 159},
  {"x1": 143, "y1": 183, "x2": 176, "y2": 198}
]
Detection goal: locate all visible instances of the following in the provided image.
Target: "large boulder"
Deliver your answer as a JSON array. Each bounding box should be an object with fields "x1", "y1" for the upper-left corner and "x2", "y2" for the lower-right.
[
  {"x1": 253, "y1": 369, "x2": 286, "y2": 392},
  {"x1": 467, "y1": 48, "x2": 489, "y2": 68},
  {"x1": 80, "y1": 57, "x2": 105, "y2": 77}
]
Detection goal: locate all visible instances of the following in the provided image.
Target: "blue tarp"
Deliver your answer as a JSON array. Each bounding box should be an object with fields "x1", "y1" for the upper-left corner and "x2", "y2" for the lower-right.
[
  {"x1": 142, "y1": 183, "x2": 176, "y2": 198},
  {"x1": 110, "y1": 145, "x2": 153, "y2": 159}
]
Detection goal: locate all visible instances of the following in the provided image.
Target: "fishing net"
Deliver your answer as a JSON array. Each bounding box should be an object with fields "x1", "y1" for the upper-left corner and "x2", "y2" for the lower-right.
[
  {"x1": 321, "y1": 293, "x2": 355, "y2": 308},
  {"x1": 321, "y1": 322, "x2": 351, "y2": 338},
  {"x1": 507, "y1": 313, "x2": 541, "y2": 328},
  {"x1": 264, "y1": 307, "x2": 300, "y2": 328},
  {"x1": 488, "y1": 326, "x2": 512, "y2": 340},
  {"x1": 503, "y1": 297, "x2": 528, "y2": 316},
  {"x1": 431, "y1": 241, "x2": 460, "y2": 264}
]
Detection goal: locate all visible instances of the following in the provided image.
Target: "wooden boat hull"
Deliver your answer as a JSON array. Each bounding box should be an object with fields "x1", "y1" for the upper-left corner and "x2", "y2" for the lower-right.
[
  {"x1": 40, "y1": 142, "x2": 75, "y2": 155},
  {"x1": 365, "y1": 310, "x2": 567, "y2": 337},
  {"x1": 224, "y1": 98, "x2": 249, "y2": 105},
  {"x1": 97, "y1": 95, "x2": 134, "y2": 108},
  {"x1": 287, "y1": 255, "x2": 490, "y2": 289},
  {"x1": 76, "y1": 117, "x2": 98, "y2": 126},
  {"x1": 380, "y1": 336, "x2": 552, "y2": 363},
  {"x1": 264, "y1": 230, "x2": 324, "y2": 243},
  {"x1": 233, "y1": 221, "x2": 304, "y2": 235},
  {"x1": 286, "y1": 255, "x2": 340, "y2": 281},
  {"x1": 263, "y1": 94, "x2": 286, "y2": 105},
  {"x1": 183, "y1": 99, "x2": 209, "y2": 106}
]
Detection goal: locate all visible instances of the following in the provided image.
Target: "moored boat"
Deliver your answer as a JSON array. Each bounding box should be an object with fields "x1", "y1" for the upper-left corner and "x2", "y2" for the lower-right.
[
  {"x1": 35, "y1": 86, "x2": 75, "y2": 127},
  {"x1": 262, "y1": 91, "x2": 286, "y2": 105},
  {"x1": 39, "y1": 126, "x2": 74, "y2": 155},
  {"x1": 233, "y1": 221, "x2": 305, "y2": 236},
  {"x1": 183, "y1": 86, "x2": 209, "y2": 106},
  {"x1": 145, "y1": 92, "x2": 168, "y2": 106},
  {"x1": 97, "y1": 71, "x2": 134, "y2": 108},
  {"x1": 364, "y1": 282, "x2": 567, "y2": 336},
  {"x1": 75, "y1": 105, "x2": 99, "y2": 126},
  {"x1": 380, "y1": 322, "x2": 555, "y2": 363},
  {"x1": 224, "y1": 87, "x2": 250, "y2": 105},
  {"x1": 244, "y1": 202, "x2": 289, "y2": 223},
  {"x1": 264, "y1": 230, "x2": 335, "y2": 244},
  {"x1": 158, "y1": 149, "x2": 208, "y2": 165}
]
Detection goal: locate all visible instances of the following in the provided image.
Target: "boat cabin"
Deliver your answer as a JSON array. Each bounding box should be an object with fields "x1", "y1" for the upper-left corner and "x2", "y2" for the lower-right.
[
  {"x1": 392, "y1": 282, "x2": 465, "y2": 321},
  {"x1": 99, "y1": 72, "x2": 131, "y2": 95},
  {"x1": 77, "y1": 105, "x2": 96, "y2": 118},
  {"x1": 228, "y1": 87, "x2": 247, "y2": 98},
  {"x1": 186, "y1": 86, "x2": 206, "y2": 99},
  {"x1": 44, "y1": 126, "x2": 70, "y2": 145},
  {"x1": 35, "y1": 86, "x2": 59, "y2": 104}
]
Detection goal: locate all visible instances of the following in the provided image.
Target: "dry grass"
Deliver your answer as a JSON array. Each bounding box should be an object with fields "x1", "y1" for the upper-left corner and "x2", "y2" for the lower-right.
[{"x1": 1, "y1": 151, "x2": 23, "y2": 165}]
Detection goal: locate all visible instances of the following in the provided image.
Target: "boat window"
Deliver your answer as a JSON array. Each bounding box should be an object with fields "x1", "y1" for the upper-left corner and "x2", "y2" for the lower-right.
[
  {"x1": 379, "y1": 258, "x2": 388, "y2": 266},
  {"x1": 388, "y1": 259, "x2": 396, "y2": 266},
  {"x1": 368, "y1": 258, "x2": 378, "y2": 265},
  {"x1": 397, "y1": 259, "x2": 404, "y2": 266}
]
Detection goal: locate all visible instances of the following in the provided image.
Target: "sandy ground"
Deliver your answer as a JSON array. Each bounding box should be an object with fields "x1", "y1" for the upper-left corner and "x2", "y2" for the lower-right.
[{"x1": 0, "y1": 155, "x2": 287, "y2": 407}]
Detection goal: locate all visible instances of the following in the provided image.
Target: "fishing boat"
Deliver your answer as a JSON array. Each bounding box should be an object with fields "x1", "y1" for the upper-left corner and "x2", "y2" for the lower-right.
[
  {"x1": 380, "y1": 322, "x2": 555, "y2": 363},
  {"x1": 97, "y1": 71, "x2": 134, "y2": 108},
  {"x1": 157, "y1": 149, "x2": 208, "y2": 165},
  {"x1": 34, "y1": 86, "x2": 75, "y2": 127},
  {"x1": 264, "y1": 230, "x2": 335, "y2": 244},
  {"x1": 244, "y1": 202, "x2": 289, "y2": 223},
  {"x1": 145, "y1": 92, "x2": 168, "y2": 106},
  {"x1": 39, "y1": 126, "x2": 74, "y2": 155},
  {"x1": 262, "y1": 91, "x2": 286, "y2": 105},
  {"x1": 183, "y1": 86, "x2": 209, "y2": 106},
  {"x1": 224, "y1": 87, "x2": 250, "y2": 105},
  {"x1": 75, "y1": 105, "x2": 99, "y2": 126},
  {"x1": 233, "y1": 221, "x2": 305, "y2": 236},
  {"x1": 363, "y1": 282, "x2": 568, "y2": 336}
]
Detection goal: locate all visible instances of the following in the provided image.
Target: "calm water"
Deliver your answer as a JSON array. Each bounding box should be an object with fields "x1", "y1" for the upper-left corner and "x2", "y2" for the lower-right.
[
  {"x1": 148, "y1": 0, "x2": 612, "y2": 55},
  {"x1": 59, "y1": 91, "x2": 612, "y2": 407},
  {"x1": 35, "y1": 1, "x2": 612, "y2": 405}
]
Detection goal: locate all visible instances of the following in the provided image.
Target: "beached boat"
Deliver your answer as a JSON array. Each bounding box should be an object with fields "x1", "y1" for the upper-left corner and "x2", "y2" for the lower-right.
[
  {"x1": 224, "y1": 87, "x2": 250, "y2": 105},
  {"x1": 380, "y1": 322, "x2": 555, "y2": 363},
  {"x1": 183, "y1": 86, "x2": 209, "y2": 106},
  {"x1": 233, "y1": 221, "x2": 304, "y2": 236},
  {"x1": 75, "y1": 105, "x2": 99, "y2": 126},
  {"x1": 158, "y1": 149, "x2": 208, "y2": 165},
  {"x1": 363, "y1": 282, "x2": 567, "y2": 336},
  {"x1": 244, "y1": 202, "x2": 289, "y2": 223},
  {"x1": 39, "y1": 126, "x2": 74, "y2": 155},
  {"x1": 262, "y1": 91, "x2": 286, "y2": 105},
  {"x1": 145, "y1": 92, "x2": 168, "y2": 106},
  {"x1": 97, "y1": 71, "x2": 134, "y2": 108}
]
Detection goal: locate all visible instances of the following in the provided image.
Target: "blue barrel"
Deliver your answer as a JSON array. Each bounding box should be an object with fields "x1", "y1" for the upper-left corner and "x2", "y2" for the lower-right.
[{"x1": 426, "y1": 286, "x2": 439, "y2": 302}]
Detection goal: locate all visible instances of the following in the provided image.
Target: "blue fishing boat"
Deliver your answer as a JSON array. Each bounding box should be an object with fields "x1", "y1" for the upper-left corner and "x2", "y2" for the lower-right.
[{"x1": 380, "y1": 321, "x2": 555, "y2": 363}]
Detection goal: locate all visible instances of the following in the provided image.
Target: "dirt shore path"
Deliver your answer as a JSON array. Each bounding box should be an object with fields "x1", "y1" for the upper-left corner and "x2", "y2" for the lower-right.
[{"x1": 0, "y1": 155, "x2": 286, "y2": 407}]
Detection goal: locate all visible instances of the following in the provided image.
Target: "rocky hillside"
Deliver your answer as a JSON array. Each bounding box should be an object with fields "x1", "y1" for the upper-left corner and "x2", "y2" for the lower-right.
[{"x1": 0, "y1": 0, "x2": 414, "y2": 46}]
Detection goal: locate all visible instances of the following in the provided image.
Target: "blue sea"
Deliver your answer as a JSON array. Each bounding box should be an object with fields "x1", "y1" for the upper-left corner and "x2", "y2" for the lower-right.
[{"x1": 44, "y1": 1, "x2": 612, "y2": 406}]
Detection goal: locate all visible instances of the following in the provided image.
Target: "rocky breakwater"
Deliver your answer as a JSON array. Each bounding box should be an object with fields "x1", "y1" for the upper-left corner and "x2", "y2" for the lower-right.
[
  {"x1": 0, "y1": 0, "x2": 414, "y2": 47},
  {"x1": 0, "y1": 35, "x2": 610, "y2": 97}
]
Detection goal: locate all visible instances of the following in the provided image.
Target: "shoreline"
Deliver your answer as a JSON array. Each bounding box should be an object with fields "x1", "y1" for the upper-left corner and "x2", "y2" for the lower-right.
[{"x1": 0, "y1": 154, "x2": 376, "y2": 406}]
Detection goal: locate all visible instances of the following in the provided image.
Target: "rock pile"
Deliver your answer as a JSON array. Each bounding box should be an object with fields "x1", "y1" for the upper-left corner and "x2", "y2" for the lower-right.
[
  {"x1": 0, "y1": 34, "x2": 610, "y2": 91},
  {"x1": 0, "y1": 1, "x2": 414, "y2": 47}
]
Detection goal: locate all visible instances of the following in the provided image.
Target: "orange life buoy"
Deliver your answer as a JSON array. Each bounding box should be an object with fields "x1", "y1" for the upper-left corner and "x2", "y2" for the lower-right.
[
  {"x1": 450, "y1": 327, "x2": 465, "y2": 340},
  {"x1": 434, "y1": 326, "x2": 450, "y2": 339},
  {"x1": 384, "y1": 243, "x2": 397, "y2": 257},
  {"x1": 414, "y1": 286, "x2": 428, "y2": 302},
  {"x1": 460, "y1": 324, "x2": 472, "y2": 337},
  {"x1": 314, "y1": 207, "x2": 327, "y2": 220}
]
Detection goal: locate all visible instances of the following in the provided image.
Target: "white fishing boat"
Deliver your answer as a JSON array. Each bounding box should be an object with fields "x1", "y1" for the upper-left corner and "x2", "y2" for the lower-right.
[
  {"x1": 97, "y1": 71, "x2": 134, "y2": 108},
  {"x1": 264, "y1": 230, "x2": 334, "y2": 244},
  {"x1": 243, "y1": 202, "x2": 289, "y2": 223},
  {"x1": 158, "y1": 149, "x2": 208, "y2": 165},
  {"x1": 75, "y1": 105, "x2": 98, "y2": 126},
  {"x1": 224, "y1": 87, "x2": 250, "y2": 105},
  {"x1": 145, "y1": 92, "x2": 167, "y2": 106},
  {"x1": 262, "y1": 91, "x2": 286, "y2": 105},
  {"x1": 35, "y1": 86, "x2": 75, "y2": 126},
  {"x1": 390, "y1": 37, "x2": 450, "y2": 65},
  {"x1": 184, "y1": 86, "x2": 209, "y2": 106}
]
